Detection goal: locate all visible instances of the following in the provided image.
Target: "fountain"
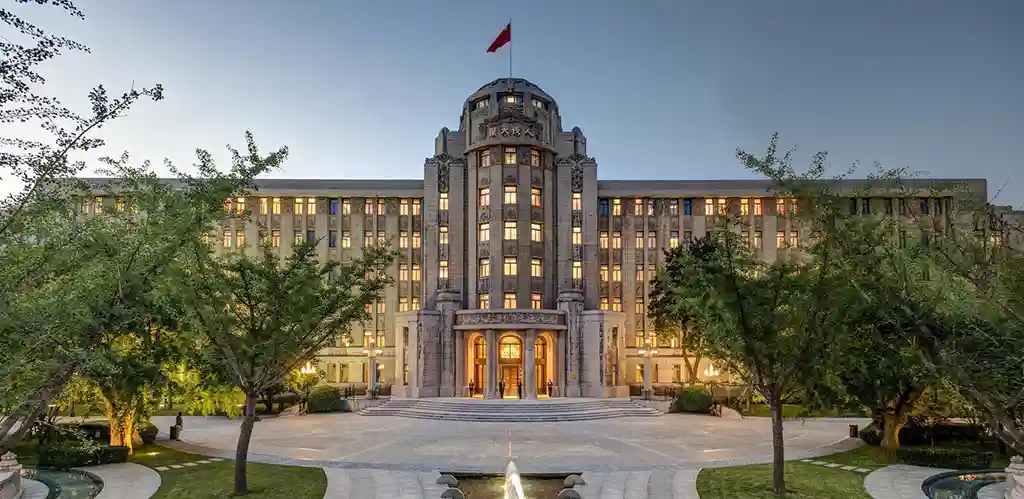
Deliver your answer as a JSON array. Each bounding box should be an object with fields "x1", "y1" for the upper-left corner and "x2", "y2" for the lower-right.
[{"x1": 504, "y1": 460, "x2": 525, "y2": 499}]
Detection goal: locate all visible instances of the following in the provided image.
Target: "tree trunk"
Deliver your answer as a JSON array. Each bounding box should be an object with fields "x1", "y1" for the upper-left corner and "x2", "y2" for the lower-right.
[
  {"x1": 233, "y1": 391, "x2": 258, "y2": 495},
  {"x1": 769, "y1": 394, "x2": 786, "y2": 495},
  {"x1": 880, "y1": 406, "x2": 910, "y2": 452},
  {"x1": 0, "y1": 365, "x2": 78, "y2": 454},
  {"x1": 106, "y1": 400, "x2": 137, "y2": 454}
]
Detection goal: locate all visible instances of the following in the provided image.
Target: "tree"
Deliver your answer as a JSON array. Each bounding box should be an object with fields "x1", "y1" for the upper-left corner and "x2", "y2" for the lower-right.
[
  {"x1": 653, "y1": 231, "x2": 839, "y2": 495},
  {"x1": 740, "y1": 133, "x2": 1024, "y2": 455},
  {"x1": 649, "y1": 244, "x2": 704, "y2": 382},
  {"x1": 0, "y1": 135, "x2": 286, "y2": 454},
  {"x1": 183, "y1": 241, "x2": 396, "y2": 495}
]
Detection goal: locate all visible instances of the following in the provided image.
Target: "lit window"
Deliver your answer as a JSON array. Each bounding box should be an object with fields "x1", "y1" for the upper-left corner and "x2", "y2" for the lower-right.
[
  {"x1": 399, "y1": 297, "x2": 409, "y2": 312},
  {"x1": 740, "y1": 198, "x2": 749, "y2": 216},
  {"x1": 530, "y1": 149, "x2": 540, "y2": 167},
  {"x1": 504, "y1": 257, "x2": 517, "y2": 276},
  {"x1": 669, "y1": 231, "x2": 679, "y2": 248},
  {"x1": 479, "y1": 294, "x2": 490, "y2": 309},
  {"x1": 329, "y1": 198, "x2": 339, "y2": 215},
  {"x1": 235, "y1": 197, "x2": 245, "y2": 214},
  {"x1": 572, "y1": 261, "x2": 583, "y2": 280},
  {"x1": 433, "y1": 229, "x2": 442, "y2": 247},
  {"x1": 396, "y1": 230, "x2": 408, "y2": 248},
  {"x1": 293, "y1": 197, "x2": 303, "y2": 215},
  {"x1": 341, "y1": 199, "x2": 350, "y2": 215},
  {"x1": 478, "y1": 223, "x2": 490, "y2": 242},
  {"x1": 412, "y1": 199, "x2": 421, "y2": 215},
  {"x1": 531, "y1": 258, "x2": 542, "y2": 277},
  {"x1": 504, "y1": 147, "x2": 517, "y2": 165},
  {"x1": 612, "y1": 297, "x2": 622, "y2": 311},
  {"x1": 612, "y1": 264, "x2": 622, "y2": 282},
  {"x1": 754, "y1": 231, "x2": 763, "y2": 249},
  {"x1": 531, "y1": 294, "x2": 542, "y2": 309},
  {"x1": 363, "y1": 231, "x2": 373, "y2": 247},
  {"x1": 648, "y1": 200, "x2": 656, "y2": 216},
  {"x1": 572, "y1": 192, "x2": 582, "y2": 211},
  {"x1": 307, "y1": 197, "x2": 316, "y2": 215},
  {"x1": 532, "y1": 99, "x2": 545, "y2": 110},
  {"x1": 572, "y1": 227, "x2": 582, "y2": 246},
  {"x1": 399, "y1": 264, "x2": 409, "y2": 281},
  {"x1": 294, "y1": 231, "x2": 303, "y2": 245},
  {"x1": 377, "y1": 199, "x2": 385, "y2": 215},
  {"x1": 531, "y1": 188, "x2": 541, "y2": 207},
  {"x1": 648, "y1": 232, "x2": 657, "y2": 248},
  {"x1": 235, "y1": 230, "x2": 245, "y2": 248},
  {"x1": 271, "y1": 230, "x2": 280, "y2": 247},
  {"x1": 600, "y1": 297, "x2": 610, "y2": 310},
  {"x1": 480, "y1": 150, "x2": 491, "y2": 167},
  {"x1": 412, "y1": 297, "x2": 420, "y2": 309},
  {"x1": 612, "y1": 231, "x2": 622, "y2": 249},
  {"x1": 612, "y1": 199, "x2": 622, "y2": 216},
  {"x1": 531, "y1": 223, "x2": 542, "y2": 242},
  {"x1": 259, "y1": 198, "x2": 268, "y2": 215},
  {"x1": 717, "y1": 198, "x2": 726, "y2": 215},
  {"x1": 478, "y1": 258, "x2": 490, "y2": 277},
  {"x1": 634, "y1": 199, "x2": 644, "y2": 216},
  {"x1": 503, "y1": 293, "x2": 517, "y2": 309},
  {"x1": 789, "y1": 231, "x2": 799, "y2": 248},
  {"x1": 504, "y1": 186, "x2": 517, "y2": 204},
  {"x1": 341, "y1": 231, "x2": 351, "y2": 248},
  {"x1": 411, "y1": 264, "x2": 421, "y2": 281},
  {"x1": 439, "y1": 261, "x2": 449, "y2": 280},
  {"x1": 636, "y1": 231, "x2": 644, "y2": 248},
  {"x1": 600, "y1": 232, "x2": 609, "y2": 249},
  {"x1": 668, "y1": 200, "x2": 678, "y2": 216},
  {"x1": 704, "y1": 198, "x2": 714, "y2": 216},
  {"x1": 400, "y1": 199, "x2": 409, "y2": 215},
  {"x1": 479, "y1": 188, "x2": 490, "y2": 207},
  {"x1": 636, "y1": 266, "x2": 645, "y2": 282},
  {"x1": 364, "y1": 199, "x2": 374, "y2": 215},
  {"x1": 753, "y1": 199, "x2": 762, "y2": 216},
  {"x1": 777, "y1": 231, "x2": 786, "y2": 248},
  {"x1": 503, "y1": 221, "x2": 517, "y2": 240},
  {"x1": 504, "y1": 94, "x2": 519, "y2": 104},
  {"x1": 439, "y1": 193, "x2": 449, "y2": 211},
  {"x1": 776, "y1": 198, "x2": 787, "y2": 216},
  {"x1": 600, "y1": 264, "x2": 609, "y2": 282}
]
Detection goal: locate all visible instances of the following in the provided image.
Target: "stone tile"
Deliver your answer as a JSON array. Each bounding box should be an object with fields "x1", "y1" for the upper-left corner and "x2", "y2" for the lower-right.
[
  {"x1": 77, "y1": 463, "x2": 161, "y2": 499},
  {"x1": 323, "y1": 468, "x2": 351, "y2": 499},
  {"x1": 855, "y1": 468, "x2": 871, "y2": 473},
  {"x1": 208, "y1": 458, "x2": 224, "y2": 462},
  {"x1": 153, "y1": 466, "x2": 170, "y2": 471},
  {"x1": 864, "y1": 464, "x2": 951, "y2": 499},
  {"x1": 21, "y1": 478, "x2": 49, "y2": 499},
  {"x1": 810, "y1": 460, "x2": 827, "y2": 465},
  {"x1": 825, "y1": 463, "x2": 841, "y2": 468},
  {"x1": 799, "y1": 459, "x2": 812, "y2": 462},
  {"x1": 623, "y1": 470, "x2": 652, "y2": 499},
  {"x1": 183, "y1": 462, "x2": 198, "y2": 467},
  {"x1": 840, "y1": 465, "x2": 856, "y2": 471},
  {"x1": 169, "y1": 464, "x2": 183, "y2": 469},
  {"x1": 194, "y1": 460, "x2": 211, "y2": 464},
  {"x1": 672, "y1": 469, "x2": 700, "y2": 499}
]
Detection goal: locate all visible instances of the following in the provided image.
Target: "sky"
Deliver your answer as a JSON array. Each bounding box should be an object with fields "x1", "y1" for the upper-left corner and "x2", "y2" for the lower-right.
[{"x1": 8, "y1": 0, "x2": 1024, "y2": 207}]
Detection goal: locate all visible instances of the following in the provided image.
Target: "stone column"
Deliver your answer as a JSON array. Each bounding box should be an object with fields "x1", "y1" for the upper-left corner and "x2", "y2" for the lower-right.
[
  {"x1": 367, "y1": 357, "x2": 377, "y2": 399},
  {"x1": 484, "y1": 329, "x2": 498, "y2": 399},
  {"x1": 523, "y1": 329, "x2": 537, "y2": 399},
  {"x1": 642, "y1": 354, "x2": 653, "y2": 395},
  {"x1": 455, "y1": 330, "x2": 466, "y2": 397},
  {"x1": 558, "y1": 291, "x2": 585, "y2": 397}
]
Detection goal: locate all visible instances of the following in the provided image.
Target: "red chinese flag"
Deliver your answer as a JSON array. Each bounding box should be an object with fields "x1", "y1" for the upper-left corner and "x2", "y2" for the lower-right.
[{"x1": 486, "y1": 23, "x2": 511, "y2": 53}]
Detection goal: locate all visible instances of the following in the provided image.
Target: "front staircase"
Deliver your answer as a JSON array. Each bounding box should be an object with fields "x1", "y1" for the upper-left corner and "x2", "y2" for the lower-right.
[{"x1": 356, "y1": 397, "x2": 662, "y2": 422}]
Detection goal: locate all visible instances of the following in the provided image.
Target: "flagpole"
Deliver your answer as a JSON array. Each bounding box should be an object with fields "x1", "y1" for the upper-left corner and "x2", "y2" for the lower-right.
[{"x1": 508, "y1": 18, "x2": 513, "y2": 86}]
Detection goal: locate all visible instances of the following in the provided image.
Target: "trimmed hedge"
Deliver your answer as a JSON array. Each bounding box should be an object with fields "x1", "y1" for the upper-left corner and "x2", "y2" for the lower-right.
[
  {"x1": 673, "y1": 387, "x2": 713, "y2": 413},
  {"x1": 38, "y1": 442, "x2": 130, "y2": 469},
  {"x1": 139, "y1": 422, "x2": 159, "y2": 445},
  {"x1": 859, "y1": 423, "x2": 884, "y2": 446},
  {"x1": 896, "y1": 447, "x2": 994, "y2": 469},
  {"x1": 308, "y1": 385, "x2": 345, "y2": 413}
]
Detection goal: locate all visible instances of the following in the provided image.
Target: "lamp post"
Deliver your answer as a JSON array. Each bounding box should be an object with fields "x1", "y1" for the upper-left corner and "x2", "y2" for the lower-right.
[
  {"x1": 299, "y1": 361, "x2": 316, "y2": 412},
  {"x1": 638, "y1": 338, "x2": 659, "y2": 401},
  {"x1": 362, "y1": 337, "x2": 383, "y2": 400}
]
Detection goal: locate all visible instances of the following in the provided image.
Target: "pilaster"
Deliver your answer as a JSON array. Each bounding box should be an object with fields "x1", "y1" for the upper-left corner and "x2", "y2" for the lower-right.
[
  {"x1": 436, "y1": 289, "x2": 461, "y2": 397},
  {"x1": 558, "y1": 290, "x2": 584, "y2": 397},
  {"x1": 524, "y1": 329, "x2": 537, "y2": 399}
]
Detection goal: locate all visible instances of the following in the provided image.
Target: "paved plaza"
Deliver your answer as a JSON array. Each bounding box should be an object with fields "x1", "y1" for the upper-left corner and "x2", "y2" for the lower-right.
[{"x1": 154, "y1": 413, "x2": 866, "y2": 474}]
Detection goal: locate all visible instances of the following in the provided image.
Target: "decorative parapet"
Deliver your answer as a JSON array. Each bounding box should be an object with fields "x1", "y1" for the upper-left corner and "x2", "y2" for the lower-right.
[{"x1": 454, "y1": 309, "x2": 566, "y2": 330}]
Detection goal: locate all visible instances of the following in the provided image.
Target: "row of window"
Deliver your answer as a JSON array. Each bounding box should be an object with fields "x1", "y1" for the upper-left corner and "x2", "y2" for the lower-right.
[
  {"x1": 475, "y1": 257, "x2": 544, "y2": 277},
  {"x1": 596, "y1": 196, "x2": 948, "y2": 218},
  {"x1": 216, "y1": 228, "x2": 430, "y2": 249},
  {"x1": 473, "y1": 94, "x2": 549, "y2": 111},
  {"x1": 476, "y1": 222, "x2": 544, "y2": 242},
  {"x1": 224, "y1": 197, "x2": 424, "y2": 216},
  {"x1": 477, "y1": 293, "x2": 544, "y2": 310},
  {"x1": 478, "y1": 186, "x2": 542, "y2": 207},
  {"x1": 849, "y1": 197, "x2": 945, "y2": 216},
  {"x1": 477, "y1": 147, "x2": 543, "y2": 167}
]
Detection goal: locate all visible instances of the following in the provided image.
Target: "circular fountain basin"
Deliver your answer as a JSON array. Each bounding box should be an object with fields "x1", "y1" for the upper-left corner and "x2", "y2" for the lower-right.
[
  {"x1": 922, "y1": 470, "x2": 1005, "y2": 499},
  {"x1": 23, "y1": 467, "x2": 103, "y2": 499}
]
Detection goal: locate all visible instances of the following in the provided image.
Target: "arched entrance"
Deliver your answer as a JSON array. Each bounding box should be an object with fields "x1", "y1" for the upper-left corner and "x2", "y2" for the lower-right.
[
  {"x1": 470, "y1": 334, "x2": 486, "y2": 396},
  {"x1": 498, "y1": 334, "x2": 522, "y2": 398}
]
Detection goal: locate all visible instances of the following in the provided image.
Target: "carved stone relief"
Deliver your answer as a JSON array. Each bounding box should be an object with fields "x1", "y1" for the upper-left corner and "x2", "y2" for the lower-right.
[
  {"x1": 439, "y1": 245, "x2": 449, "y2": 260},
  {"x1": 439, "y1": 211, "x2": 449, "y2": 226},
  {"x1": 364, "y1": 215, "x2": 374, "y2": 228},
  {"x1": 478, "y1": 242, "x2": 490, "y2": 258},
  {"x1": 478, "y1": 173, "x2": 490, "y2": 187},
  {"x1": 477, "y1": 278, "x2": 490, "y2": 293},
  {"x1": 503, "y1": 240, "x2": 518, "y2": 255},
  {"x1": 570, "y1": 165, "x2": 584, "y2": 192},
  {"x1": 457, "y1": 311, "x2": 563, "y2": 326},
  {"x1": 571, "y1": 211, "x2": 582, "y2": 227},
  {"x1": 293, "y1": 216, "x2": 301, "y2": 227},
  {"x1": 502, "y1": 279, "x2": 517, "y2": 292},
  {"x1": 270, "y1": 218, "x2": 280, "y2": 229},
  {"x1": 478, "y1": 208, "x2": 490, "y2": 223},
  {"x1": 532, "y1": 175, "x2": 542, "y2": 187},
  {"x1": 386, "y1": 200, "x2": 398, "y2": 215},
  {"x1": 416, "y1": 321, "x2": 424, "y2": 385},
  {"x1": 503, "y1": 206, "x2": 517, "y2": 220},
  {"x1": 504, "y1": 174, "x2": 517, "y2": 185}
]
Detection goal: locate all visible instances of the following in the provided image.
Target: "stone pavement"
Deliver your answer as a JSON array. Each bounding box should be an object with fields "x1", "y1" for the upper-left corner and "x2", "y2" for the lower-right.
[
  {"x1": 78, "y1": 463, "x2": 161, "y2": 499},
  {"x1": 863, "y1": 464, "x2": 952, "y2": 499}
]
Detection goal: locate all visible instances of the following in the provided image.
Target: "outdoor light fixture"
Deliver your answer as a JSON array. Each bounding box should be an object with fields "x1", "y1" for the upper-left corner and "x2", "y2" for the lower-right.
[{"x1": 704, "y1": 364, "x2": 720, "y2": 378}]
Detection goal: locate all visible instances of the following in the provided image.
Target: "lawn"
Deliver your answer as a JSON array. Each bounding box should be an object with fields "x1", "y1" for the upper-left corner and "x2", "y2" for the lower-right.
[
  {"x1": 744, "y1": 404, "x2": 868, "y2": 419},
  {"x1": 132, "y1": 444, "x2": 327, "y2": 499},
  {"x1": 696, "y1": 441, "x2": 1015, "y2": 498}
]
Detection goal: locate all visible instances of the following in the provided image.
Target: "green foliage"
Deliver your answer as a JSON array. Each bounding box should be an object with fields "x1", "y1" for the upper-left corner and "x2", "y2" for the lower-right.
[
  {"x1": 859, "y1": 424, "x2": 884, "y2": 446},
  {"x1": 307, "y1": 385, "x2": 345, "y2": 413},
  {"x1": 38, "y1": 442, "x2": 130, "y2": 469},
  {"x1": 139, "y1": 422, "x2": 159, "y2": 445},
  {"x1": 673, "y1": 387, "x2": 713, "y2": 413},
  {"x1": 895, "y1": 447, "x2": 994, "y2": 469}
]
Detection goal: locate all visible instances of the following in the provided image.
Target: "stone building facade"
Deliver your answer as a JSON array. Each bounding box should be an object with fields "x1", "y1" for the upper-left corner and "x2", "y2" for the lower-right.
[{"x1": 80, "y1": 78, "x2": 1019, "y2": 399}]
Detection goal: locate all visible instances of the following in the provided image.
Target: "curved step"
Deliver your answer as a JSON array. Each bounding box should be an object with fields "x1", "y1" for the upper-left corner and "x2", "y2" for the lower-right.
[{"x1": 357, "y1": 398, "x2": 664, "y2": 422}]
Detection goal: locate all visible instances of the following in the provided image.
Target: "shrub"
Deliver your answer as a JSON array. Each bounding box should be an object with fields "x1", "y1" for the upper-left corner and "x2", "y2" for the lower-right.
[
  {"x1": 896, "y1": 447, "x2": 994, "y2": 469},
  {"x1": 928, "y1": 422, "x2": 983, "y2": 443},
  {"x1": 307, "y1": 385, "x2": 345, "y2": 413},
  {"x1": 38, "y1": 442, "x2": 130, "y2": 469},
  {"x1": 673, "y1": 387, "x2": 713, "y2": 413},
  {"x1": 138, "y1": 422, "x2": 159, "y2": 445},
  {"x1": 273, "y1": 392, "x2": 300, "y2": 406}
]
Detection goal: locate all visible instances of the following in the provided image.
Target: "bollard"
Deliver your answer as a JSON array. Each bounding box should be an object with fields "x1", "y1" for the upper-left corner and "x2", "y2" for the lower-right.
[{"x1": 848, "y1": 424, "x2": 859, "y2": 438}]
